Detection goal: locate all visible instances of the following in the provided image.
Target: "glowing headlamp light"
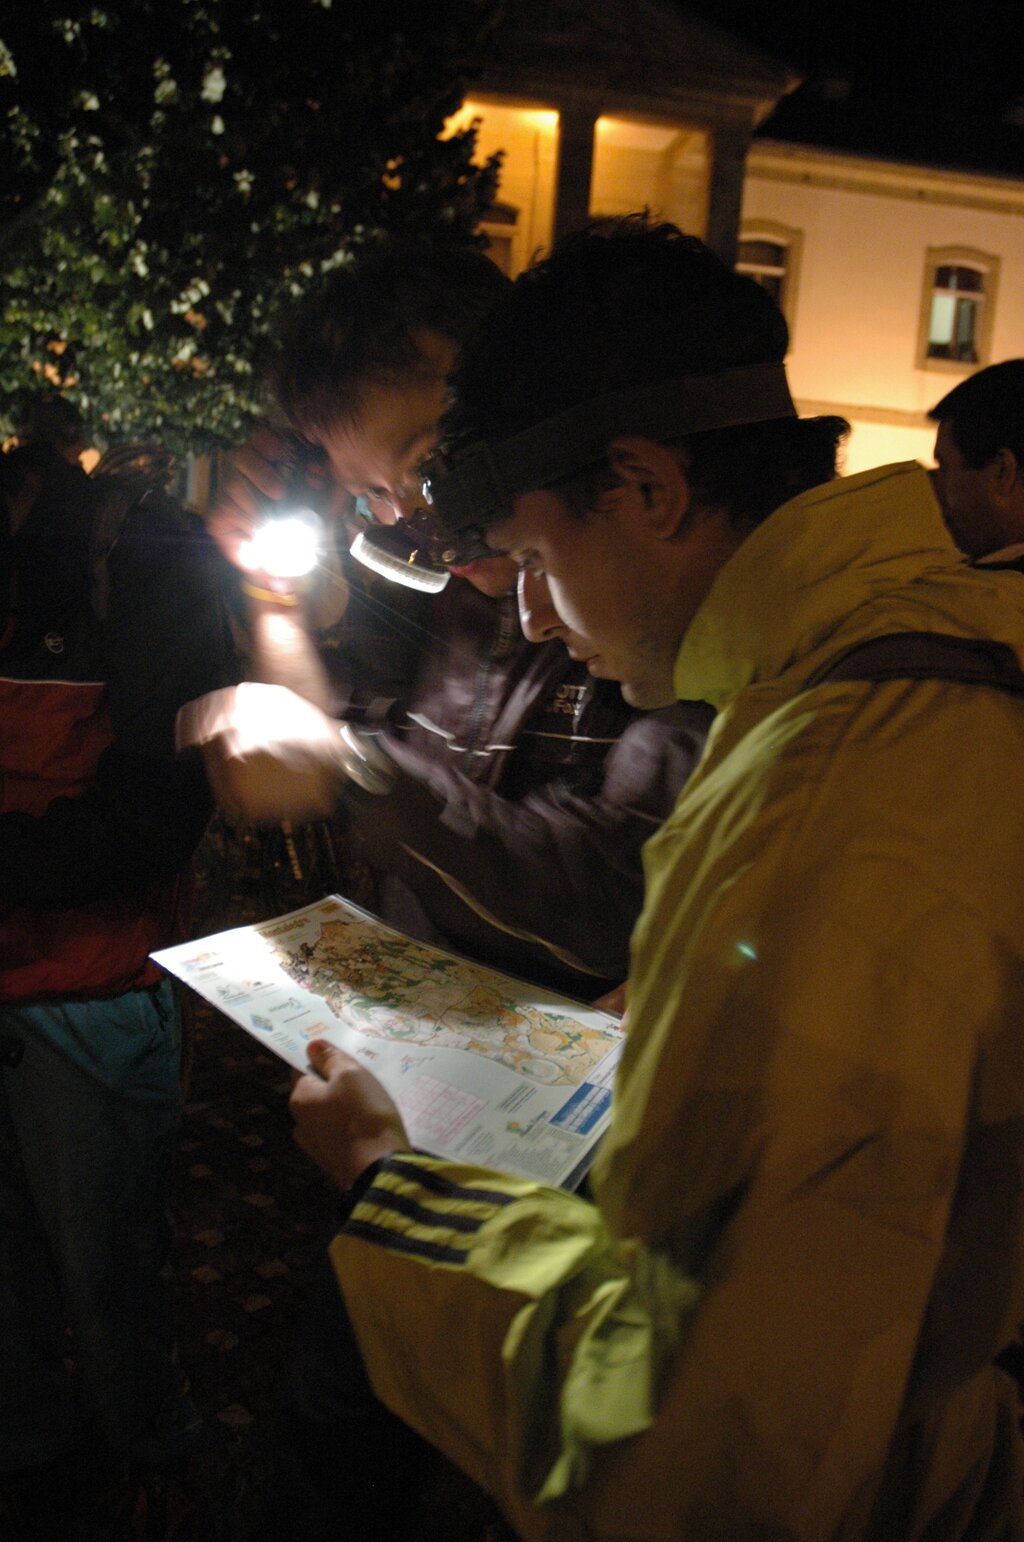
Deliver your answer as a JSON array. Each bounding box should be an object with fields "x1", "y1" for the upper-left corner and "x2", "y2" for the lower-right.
[
  {"x1": 349, "y1": 506, "x2": 490, "y2": 594},
  {"x1": 347, "y1": 467, "x2": 493, "y2": 594},
  {"x1": 241, "y1": 507, "x2": 322, "y2": 582}
]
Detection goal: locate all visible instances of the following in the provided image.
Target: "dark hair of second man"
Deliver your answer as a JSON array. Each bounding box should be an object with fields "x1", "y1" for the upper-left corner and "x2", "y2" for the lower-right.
[
  {"x1": 929, "y1": 360, "x2": 1024, "y2": 471},
  {"x1": 270, "y1": 239, "x2": 509, "y2": 440}
]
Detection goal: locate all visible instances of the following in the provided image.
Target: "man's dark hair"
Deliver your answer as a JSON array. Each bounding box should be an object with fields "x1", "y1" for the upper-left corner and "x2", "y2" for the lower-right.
[
  {"x1": 271, "y1": 239, "x2": 509, "y2": 439},
  {"x1": 445, "y1": 218, "x2": 847, "y2": 528},
  {"x1": 15, "y1": 392, "x2": 86, "y2": 455},
  {"x1": 928, "y1": 360, "x2": 1024, "y2": 470}
]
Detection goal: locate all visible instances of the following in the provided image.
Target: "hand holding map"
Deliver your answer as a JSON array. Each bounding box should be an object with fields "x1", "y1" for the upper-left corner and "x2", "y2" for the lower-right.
[{"x1": 290, "y1": 1040, "x2": 409, "y2": 1191}]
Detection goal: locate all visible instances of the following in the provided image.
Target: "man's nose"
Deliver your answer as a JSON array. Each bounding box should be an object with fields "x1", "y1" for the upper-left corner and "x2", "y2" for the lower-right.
[{"x1": 518, "y1": 568, "x2": 562, "y2": 644}]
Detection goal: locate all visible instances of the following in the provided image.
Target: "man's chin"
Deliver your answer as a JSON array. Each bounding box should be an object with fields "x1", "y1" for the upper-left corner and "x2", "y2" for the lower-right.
[{"x1": 620, "y1": 677, "x2": 678, "y2": 710}]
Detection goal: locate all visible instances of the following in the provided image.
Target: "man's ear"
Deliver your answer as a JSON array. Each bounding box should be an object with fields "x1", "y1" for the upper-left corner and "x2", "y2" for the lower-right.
[
  {"x1": 607, "y1": 436, "x2": 692, "y2": 538},
  {"x1": 990, "y1": 447, "x2": 1023, "y2": 504}
]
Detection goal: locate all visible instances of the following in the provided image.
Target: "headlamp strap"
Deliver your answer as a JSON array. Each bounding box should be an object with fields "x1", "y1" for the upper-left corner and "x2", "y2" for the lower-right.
[{"x1": 434, "y1": 362, "x2": 796, "y2": 526}]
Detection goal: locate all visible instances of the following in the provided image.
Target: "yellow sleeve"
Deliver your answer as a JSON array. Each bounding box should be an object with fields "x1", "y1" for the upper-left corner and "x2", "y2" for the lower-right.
[
  {"x1": 333, "y1": 902, "x2": 1021, "y2": 1540},
  {"x1": 331, "y1": 1153, "x2": 700, "y2": 1539}
]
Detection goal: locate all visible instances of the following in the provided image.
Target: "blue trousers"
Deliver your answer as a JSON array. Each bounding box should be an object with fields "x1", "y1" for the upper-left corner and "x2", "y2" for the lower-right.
[{"x1": 0, "y1": 980, "x2": 188, "y2": 1472}]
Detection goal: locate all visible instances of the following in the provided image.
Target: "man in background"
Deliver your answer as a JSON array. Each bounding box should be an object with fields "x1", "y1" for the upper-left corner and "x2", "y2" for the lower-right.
[
  {"x1": 929, "y1": 357, "x2": 1024, "y2": 564},
  {"x1": 10, "y1": 389, "x2": 88, "y2": 464},
  {"x1": 0, "y1": 398, "x2": 237, "y2": 1537}
]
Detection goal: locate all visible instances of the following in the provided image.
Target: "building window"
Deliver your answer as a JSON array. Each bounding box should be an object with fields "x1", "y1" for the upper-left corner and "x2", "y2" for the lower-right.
[
  {"x1": 926, "y1": 264, "x2": 984, "y2": 361},
  {"x1": 736, "y1": 238, "x2": 787, "y2": 306},
  {"x1": 479, "y1": 202, "x2": 519, "y2": 277},
  {"x1": 918, "y1": 247, "x2": 999, "y2": 373},
  {"x1": 736, "y1": 223, "x2": 802, "y2": 340}
]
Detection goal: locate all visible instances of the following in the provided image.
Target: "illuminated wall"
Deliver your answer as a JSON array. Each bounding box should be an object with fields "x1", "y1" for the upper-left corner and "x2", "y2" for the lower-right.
[
  {"x1": 590, "y1": 117, "x2": 709, "y2": 236},
  {"x1": 741, "y1": 144, "x2": 1024, "y2": 475},
  {"x1": 447, "y1": 100, "x2": 710, "y2": 275},
  {"x1": 446, "y1": 99, "x2": 560, "y2": 271},
  {"x1": 835, "y1": 419, "x2": 936, "y2": 477}
]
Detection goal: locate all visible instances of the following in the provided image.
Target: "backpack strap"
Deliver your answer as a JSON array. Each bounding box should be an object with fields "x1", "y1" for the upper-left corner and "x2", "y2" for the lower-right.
[
  {"x1": 809, "y1": 631, "x2": 1024, "y2": 697},
  {"x1": 88, "y1": 478, "x2": 154, "y2": 622}
]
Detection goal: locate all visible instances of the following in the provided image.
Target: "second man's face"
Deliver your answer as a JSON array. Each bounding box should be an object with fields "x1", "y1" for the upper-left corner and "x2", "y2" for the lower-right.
[
  {"x1": 488, "y1": 444, "x2": 746, "y2": 708},
  {"x1": 931, "y1": 420, "x2": 1004, "y2": 559},
  {"x1": 488, "y1": 484, "x2": 683, "y2": 709}
]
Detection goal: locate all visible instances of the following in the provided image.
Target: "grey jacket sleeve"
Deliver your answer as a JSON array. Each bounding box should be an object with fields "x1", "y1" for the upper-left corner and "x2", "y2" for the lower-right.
[{"x1": 345, "y1": 702, "x2": 713, "y2": 994}]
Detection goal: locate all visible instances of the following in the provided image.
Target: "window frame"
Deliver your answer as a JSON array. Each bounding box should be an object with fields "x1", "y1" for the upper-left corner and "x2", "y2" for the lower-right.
[
  {"x1": 736, "y1": 221, "x2": 803, "y2": 344},
  {"x1": 478, "y1": 201, "x2": 520, "y2": 277},
  {"x1": 916, "y1": 245, "x2": 1000, "y2": 374}
]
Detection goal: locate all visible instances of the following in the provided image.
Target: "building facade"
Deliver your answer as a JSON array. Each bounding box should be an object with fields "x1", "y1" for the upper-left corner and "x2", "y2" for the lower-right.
[
  {"x1": 740, "y1": 143, "x2": 1024, "y2": 472},
  {"x1": 452, "y1": 0, "x2": 797, "y2": 270},
  {"x1": 458, "y1": 0, "x2": 1023, "y2": 474}
]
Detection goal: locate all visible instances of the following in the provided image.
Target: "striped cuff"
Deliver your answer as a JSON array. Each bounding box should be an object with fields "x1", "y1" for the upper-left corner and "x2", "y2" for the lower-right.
[{"x1": 342, "y1": 1152, "x2": 521, "y2": 1269}]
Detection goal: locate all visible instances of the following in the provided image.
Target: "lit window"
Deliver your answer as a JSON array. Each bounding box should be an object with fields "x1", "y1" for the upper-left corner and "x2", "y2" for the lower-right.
[
  {"x1": 918, "y1": 247, "x2": 999, "y2": 373},
  {"x1": 927, "y1": 264, "x2": 984, "y2": 362},
  {"x1": 736, "y1": 238, "x2": 788, "y2": 308}
]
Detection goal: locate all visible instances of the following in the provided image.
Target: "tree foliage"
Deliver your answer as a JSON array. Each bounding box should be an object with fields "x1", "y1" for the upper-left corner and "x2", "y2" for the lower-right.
[{"x1": 0, "y1": 1, "x2": 502, "y2": 452}]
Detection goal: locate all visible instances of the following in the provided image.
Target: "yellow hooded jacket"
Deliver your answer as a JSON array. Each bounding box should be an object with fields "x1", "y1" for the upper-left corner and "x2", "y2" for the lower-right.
[{"x1": 332, "y1": 463, "x2": 1024, "y2": 1541}]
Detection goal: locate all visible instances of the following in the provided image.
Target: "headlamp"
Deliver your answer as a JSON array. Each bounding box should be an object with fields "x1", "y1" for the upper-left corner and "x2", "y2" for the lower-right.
[{"x1": 348, "y1": 495, "x2": 492, "y2": 594}]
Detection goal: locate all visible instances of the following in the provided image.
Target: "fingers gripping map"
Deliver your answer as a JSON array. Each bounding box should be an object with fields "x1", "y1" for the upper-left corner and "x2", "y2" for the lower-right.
[{"x1": 154, "y1": 896, "x2": 624, "y2": 1187}]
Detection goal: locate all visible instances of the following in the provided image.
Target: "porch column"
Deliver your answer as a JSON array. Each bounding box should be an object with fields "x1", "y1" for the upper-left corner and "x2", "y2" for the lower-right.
[
  {"x1": 552, "y1": 104, "x2": 598, "y2": 245},
  {"x1": 704, "y1": 124, "x2": 750, "y2": 268}
]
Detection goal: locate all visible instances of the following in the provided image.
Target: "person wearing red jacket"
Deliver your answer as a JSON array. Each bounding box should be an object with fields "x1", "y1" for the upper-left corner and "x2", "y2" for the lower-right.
[{"x1": 0, "y1": 408, "x2": 237, "y2": 1529}]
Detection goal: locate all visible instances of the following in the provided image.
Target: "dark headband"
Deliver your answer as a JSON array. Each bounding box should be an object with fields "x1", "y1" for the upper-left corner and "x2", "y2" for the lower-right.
[{"x1": 428, "y1": 362, "x2": 796, "y2": 535}]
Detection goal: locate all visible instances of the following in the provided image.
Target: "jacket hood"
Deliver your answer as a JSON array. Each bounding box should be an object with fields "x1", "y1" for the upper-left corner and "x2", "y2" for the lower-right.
[{"x1": 674, "y1": 461, "x2": 1024, "y2": 709}]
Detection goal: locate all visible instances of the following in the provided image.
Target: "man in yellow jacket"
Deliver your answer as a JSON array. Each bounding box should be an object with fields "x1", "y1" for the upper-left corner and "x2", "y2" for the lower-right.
[{"x1": 289, "y1": 220, "x2": 1024, "y2": 1541}]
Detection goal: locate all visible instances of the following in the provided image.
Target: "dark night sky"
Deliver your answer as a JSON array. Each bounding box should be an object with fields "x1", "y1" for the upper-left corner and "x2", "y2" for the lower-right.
[
  {"x1": 688, "y1": 0, "x2": 1016, "y2": 109},
  {"x1": 684, "y1": 0, "x2": 1024, "y2": 175}
]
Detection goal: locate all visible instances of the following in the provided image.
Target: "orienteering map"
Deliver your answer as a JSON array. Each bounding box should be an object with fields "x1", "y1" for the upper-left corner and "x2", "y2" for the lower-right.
[{"x1": 154, "y1": 895, "x2": 623, "y2": 1187}]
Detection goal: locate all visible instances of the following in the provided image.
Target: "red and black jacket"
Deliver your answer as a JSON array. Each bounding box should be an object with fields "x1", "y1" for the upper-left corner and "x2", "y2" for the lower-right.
[{"x1": 0, "y1": 445, "x2": 237, "y2": 1003}]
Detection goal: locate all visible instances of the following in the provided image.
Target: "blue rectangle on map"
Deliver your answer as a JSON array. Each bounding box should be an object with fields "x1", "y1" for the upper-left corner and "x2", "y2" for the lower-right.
[{"x1": 551, "y1": 1082, "x2": 611, "y2": 1136}]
